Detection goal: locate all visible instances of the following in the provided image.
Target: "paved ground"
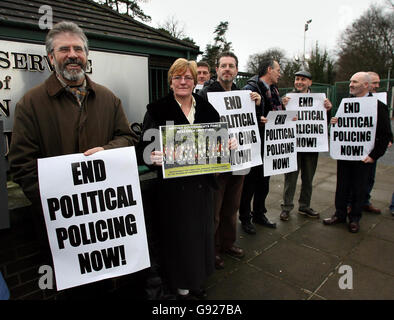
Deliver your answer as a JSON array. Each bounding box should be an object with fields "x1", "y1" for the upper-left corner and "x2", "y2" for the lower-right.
[{"x1": 205, "y1": 154, "x2": 394, "y2": 300}]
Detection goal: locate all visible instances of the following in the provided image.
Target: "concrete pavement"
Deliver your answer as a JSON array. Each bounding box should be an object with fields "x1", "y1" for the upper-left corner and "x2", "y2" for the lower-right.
[{"x1": 206, "y1": 154, "x2": 394, "y2": 300}]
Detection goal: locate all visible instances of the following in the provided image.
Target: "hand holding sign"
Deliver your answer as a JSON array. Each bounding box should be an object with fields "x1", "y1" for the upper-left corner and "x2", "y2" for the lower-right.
[
  {"x1": 83, "y1": 147, "x2": 104, "y2": 156},
  {"x1": 250, "y1": 92, "x2": 261, "y2": 106},
  {"x1": 150, "y1": 150, "x2": 163, "y2": 166}
]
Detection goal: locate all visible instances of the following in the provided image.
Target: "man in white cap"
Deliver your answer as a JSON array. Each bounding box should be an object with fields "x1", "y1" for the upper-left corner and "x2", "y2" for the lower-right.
[{"x1": 279, "y1": 70, "x2": 332, "y2": 221}]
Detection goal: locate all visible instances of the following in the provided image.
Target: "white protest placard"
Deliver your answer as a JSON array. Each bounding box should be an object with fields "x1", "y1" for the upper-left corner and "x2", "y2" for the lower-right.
[
  {"x1": 264, "y1": 110, "x2": 298, "y2": 176},
  {"x1": 373, "y1": 92, "x2": 387, "y2": 105},
  {"x1": 194, "y1": 84, "x2": 204, "y2": 94},
  {"x1": 207, "y1": 90, "x2": 262, "y2": 171},
  {"x1": 38, "y1": 147, "x2": 150, "y2": 290},
  {"x1": 330, "y1": 97, "x2": 377, "y2": 161},
  {"x1": 286, "y1": 93, "x2": 328, "y2": 152}
]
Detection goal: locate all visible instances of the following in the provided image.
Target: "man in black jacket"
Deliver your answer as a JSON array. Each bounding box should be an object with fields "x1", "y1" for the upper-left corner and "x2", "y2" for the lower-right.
[
  {"x1": 238, "y1": 59, "x2": 283, "y2": 234},
  {"x1": 199, "y1": 52, "x2": 261, "y2": 269},
  {"x1": 323, "y1": 72, "x2": 391, "y2": 233},
  {"x1": 359, "y1": 71, "x2": 393, "y2": 214}
]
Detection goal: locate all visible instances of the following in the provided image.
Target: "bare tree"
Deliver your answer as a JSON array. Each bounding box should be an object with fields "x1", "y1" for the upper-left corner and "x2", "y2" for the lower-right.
[
  {"x1": 336, "y1": 5, "x2": 393, "y2": 80},
  {"x1": 246, "y1": 48, "x2": 286, "y2": 74},
  {"x1": 157, "y1": 15, "x2": 186, "y2": 39}
]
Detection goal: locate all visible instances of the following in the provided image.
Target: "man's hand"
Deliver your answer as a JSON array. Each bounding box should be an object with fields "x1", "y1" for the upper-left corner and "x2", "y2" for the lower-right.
[
  {"x1": 324, "y1": 99, "x2": 333, "y2": 111},
  {"x1": 330, "y1": 117, "x2": 338, "y2": 125},
  {"x1": 282, "y1": 96, "x2": 290, "y2": 107},
  {"x1": 84, "y1": 147, "x2": 104, "y2": 156},
  {"x1": 250, "y1": 92, "x2": 261, "y2": 106},
  {"x1": 363, "y1": 156, "x2": 375, "y2": 163},
  {"x1": 260, "y1": 116, "x2": 268, "y2": 124}
]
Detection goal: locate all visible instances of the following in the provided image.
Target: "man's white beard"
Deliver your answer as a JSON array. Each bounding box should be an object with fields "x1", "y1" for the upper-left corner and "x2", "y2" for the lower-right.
[
  {"x1": 53, "y1": 57, "x2": 86, "y2": 82},
  {"x1": 61, "y1": 67, "x2": 85, "y2": 82}
]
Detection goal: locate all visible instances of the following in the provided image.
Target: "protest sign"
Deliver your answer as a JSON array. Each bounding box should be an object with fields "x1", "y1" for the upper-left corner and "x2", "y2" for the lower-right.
[
  {"x1": 38, "y1": 147, "x2": 150, "y2": 290},
  {"x1": 285, "y1": 93, "x2": 328, "y2": 152},
  {"x1": 264, "y1": 110, "x2": 298, "y2": 176},
  {"x1": 194, "y1": 84, "x2": 203, "y2": 94},
  {"x1": 207, "y1": 90, "x2": 262, "y2": 171},
  {"x1": 160, "y1": 122, "x2": 231, "y2": 178},
  {"x1": 330, "y1": 97, "x2": 377, "y2": 161},
  {"x1": 373, "y1": 92, "x2": 387, "y2": 105}
]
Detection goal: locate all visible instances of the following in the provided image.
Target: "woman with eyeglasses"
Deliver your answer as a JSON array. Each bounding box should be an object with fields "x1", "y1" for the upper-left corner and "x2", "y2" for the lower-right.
[{"x1": 138, "y1": 58, "x2": 221, "y2": 300}]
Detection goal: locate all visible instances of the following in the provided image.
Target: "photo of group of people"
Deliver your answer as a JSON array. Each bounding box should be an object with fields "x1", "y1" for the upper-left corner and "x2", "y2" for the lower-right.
[{"x1": 160, "y1": 123, "x2": 231, "y2": 178}]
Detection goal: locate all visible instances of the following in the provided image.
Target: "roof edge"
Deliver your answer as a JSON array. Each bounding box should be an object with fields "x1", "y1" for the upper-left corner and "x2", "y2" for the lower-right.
[{"x1": 84, "y1": 0, "x2": 200, "y2": 51}]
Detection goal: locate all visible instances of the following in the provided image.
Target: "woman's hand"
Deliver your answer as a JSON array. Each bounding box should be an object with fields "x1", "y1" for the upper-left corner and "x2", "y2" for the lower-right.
[
  {"x1": 150, "y1": 151, "x2": 163, "y2": 166},
  {"x1": 228, "y1": 137, "x2": 238, "y2": 150}
]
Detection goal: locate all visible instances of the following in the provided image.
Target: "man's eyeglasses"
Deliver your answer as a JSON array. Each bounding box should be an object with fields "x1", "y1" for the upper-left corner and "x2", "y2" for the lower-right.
[{"x1": 172, "y1": 76, "x2": 194, "y2": 82}]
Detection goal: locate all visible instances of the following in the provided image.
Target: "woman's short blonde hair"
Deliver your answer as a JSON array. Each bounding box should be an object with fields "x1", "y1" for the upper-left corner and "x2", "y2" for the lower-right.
[{"x1": 168, "y1": 58, "x2": 197, "y2": 86}]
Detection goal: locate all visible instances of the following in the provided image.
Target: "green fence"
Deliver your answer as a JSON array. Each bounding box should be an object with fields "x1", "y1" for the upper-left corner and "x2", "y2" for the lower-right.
[
  {"x1": 332, "y1": 79, "x2": 393, "y2": 116},
  {"x1": 235, "y1": 72, "x2": 253, "y2": 89},
  {"x1": 148, "y1": 69, "x2": 254, "y2": 102},
  {"x1": 149, "y1": 66, "x2": 169, "y2": 102}
]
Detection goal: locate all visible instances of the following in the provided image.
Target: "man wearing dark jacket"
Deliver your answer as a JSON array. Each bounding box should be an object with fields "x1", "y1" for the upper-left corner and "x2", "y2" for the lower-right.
[
  {"x1": 199, "y1": 52, "x2": 261, "y2": 269},
  {"x1": 8, "y1": 22, "x2": 136, "y2": 294},
  {"x1": 238, "y1": 59, "x2": 282, "y2": 234},
  {"x1": 359, "y1": 71, "x2": 393, "y2": 214},
  {"x1": 323, "y1": 72, "x2": 391, "y2": 233}
]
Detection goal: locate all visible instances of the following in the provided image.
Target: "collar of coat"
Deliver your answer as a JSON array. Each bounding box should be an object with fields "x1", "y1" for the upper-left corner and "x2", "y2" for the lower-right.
[
  {"x1": 205, "y1": 80, "x2": 239, "y2": 92},
  {"x1": 45, "y1": 72, "x2": 96, "y2": 97},
  {"x1": 147, "y1": 90, "x2": 219, "y2": 125}
]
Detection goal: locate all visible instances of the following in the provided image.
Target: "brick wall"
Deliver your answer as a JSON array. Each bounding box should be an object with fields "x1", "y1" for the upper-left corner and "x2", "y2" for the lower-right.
[{"x1": 0, "y1": 205, "x2": 60, "y2": 299}]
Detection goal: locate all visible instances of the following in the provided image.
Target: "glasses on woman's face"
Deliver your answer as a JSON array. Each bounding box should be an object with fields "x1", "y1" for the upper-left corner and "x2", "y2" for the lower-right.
[{"x1": 172, "y1": 75, "x2": 194, "y2": 82}]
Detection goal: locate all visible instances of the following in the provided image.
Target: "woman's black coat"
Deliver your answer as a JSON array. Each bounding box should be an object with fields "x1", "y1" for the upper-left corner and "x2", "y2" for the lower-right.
[{"x1": 139, "y1": 91, "x2": 220, "y2": 290}]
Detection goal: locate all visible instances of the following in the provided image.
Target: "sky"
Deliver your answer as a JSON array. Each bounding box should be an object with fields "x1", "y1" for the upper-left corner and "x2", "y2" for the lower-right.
[{"x1": 139, "y1": 0, "x2": 386, "y2": 71}]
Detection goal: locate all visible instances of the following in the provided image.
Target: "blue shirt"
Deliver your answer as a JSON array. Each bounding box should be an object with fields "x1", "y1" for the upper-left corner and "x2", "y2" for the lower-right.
[{"x1": 0, "y1": 272, "x2": 10, "y2": 300}]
